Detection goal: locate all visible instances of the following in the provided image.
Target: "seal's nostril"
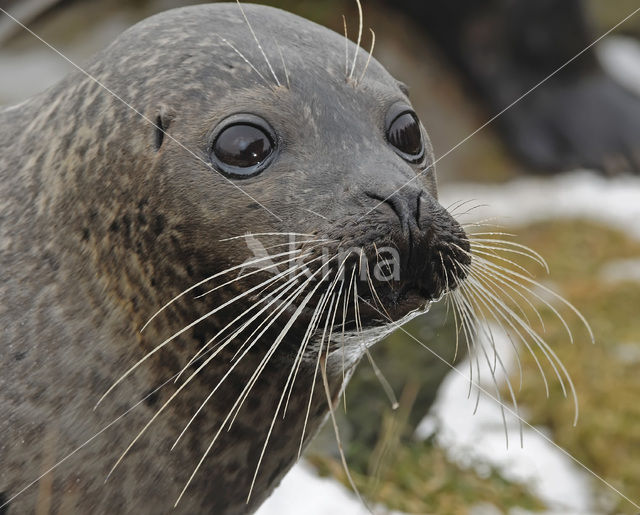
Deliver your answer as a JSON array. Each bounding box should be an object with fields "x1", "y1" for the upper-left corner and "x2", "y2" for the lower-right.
[{"x1": 365, "y1": 187, "x2": 422, "y2": 229}]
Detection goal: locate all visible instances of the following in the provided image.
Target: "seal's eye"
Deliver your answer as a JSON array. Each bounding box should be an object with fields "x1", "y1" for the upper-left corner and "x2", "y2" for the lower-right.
[
  {"x1": 386, "y1": 111, "x2": 424, "y2": 162},
  {"x1": 210, "y1": 115, "x2": 276, "y2": 178}
]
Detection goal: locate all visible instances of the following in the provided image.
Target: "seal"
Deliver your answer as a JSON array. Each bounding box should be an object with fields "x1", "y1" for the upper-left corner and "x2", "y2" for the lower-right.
[{"x1": 0, "y1": 3, "x2": 469, "y2": 513}]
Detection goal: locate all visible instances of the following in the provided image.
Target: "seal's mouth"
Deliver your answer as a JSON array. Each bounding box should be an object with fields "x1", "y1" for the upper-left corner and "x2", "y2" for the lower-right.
[
  {"x1": 271, "y1": 235, "x2": 470, "y2": 333},
  {"x1": 221, "y1": 194, "x2": 471, "y2": 339}
]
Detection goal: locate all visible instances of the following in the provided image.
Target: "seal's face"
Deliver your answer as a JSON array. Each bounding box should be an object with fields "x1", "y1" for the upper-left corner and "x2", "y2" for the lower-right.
[
  {"x1": 70, "y1": 3, "x2": 469, "y2": 367},
  {"x1": 0, "y1": 4, "x2": 475, "y2": 512},
  {"x1": 118, "y1": 4, "x2": 471, "y2": 353}
]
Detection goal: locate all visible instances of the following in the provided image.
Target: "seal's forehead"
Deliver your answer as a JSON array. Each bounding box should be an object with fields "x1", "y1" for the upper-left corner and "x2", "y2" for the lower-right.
[{"x1": 112, "y1": 3, "x2": 400, "y2": 96}]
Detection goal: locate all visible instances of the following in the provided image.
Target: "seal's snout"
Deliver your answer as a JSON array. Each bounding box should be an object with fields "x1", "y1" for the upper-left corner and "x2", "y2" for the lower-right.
[
  {"x1": 365, "y1": 186, "x2": 422, "y2": 235},
  {"x1": 357, "y1": 185, "x2": 470, "y2": 312}
]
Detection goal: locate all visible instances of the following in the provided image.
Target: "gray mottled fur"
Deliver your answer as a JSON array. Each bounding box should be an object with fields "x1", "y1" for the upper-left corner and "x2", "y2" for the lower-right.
[{"x1": 0, "y1": 3, "x2": 466, "y2": 513}]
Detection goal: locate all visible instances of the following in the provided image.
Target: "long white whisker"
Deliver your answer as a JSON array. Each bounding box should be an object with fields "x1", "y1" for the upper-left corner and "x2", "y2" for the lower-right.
[
  {"x1": 342, "y1": 15, "x2": 349, "y2": 77},
  {"x1": 235, "y1": 0, "x2": 281, "y2": 86},
  {"x1": 320, "y1": 354, "x2": 372, "y2": 511},
  {"x1": 174, "y1": 259, "x2": 336, "y2": 507},
  {"x1": 298, "y1": 291, "x2": 337, "y2": 458},
  {"x1": 356, "y1": 28, "x2": 375, "y2": 86},
  {"x1": 177, "y1": 261, "x2": 317, "y2": 382},
  {"x1": 468, "y1": 237, "x2": 550, "y2": 273},
  {"x1": 219, "y1": 232, "x2": 316, "y2": 242},
  {"x1": 348, "y1": 0, "x2": 364, "y2": 80},
  {"x1": 106, "y1": 268, "x2": 312, "y2": 480},
  {"x1": 96, "y1": 261, "x2": 304, "y2": 408},
  {"x1": 272, "y1": 36, "x2": 290, "y2": 89},
  {"x1": 141, "y1": 248, "x2": 305, "y2": 331},
  {"x1": 246, "y1": 259, "x2": 339, "y2": 502},
  {"x1": 195, "y1": 251, "x2": 313, "y2": 299},
  {"x1": 455, "y1": 273, "x2": 524, "y2": 446},
  {"x1": 287, "y1": 258, "x2": 349, "y2": 421},
  {"x1": 459, "y1": 267, "x2": 553, "y2": 397},
  {"x1": 219, "y1": 36, "x2": 271, "y2": 87}
]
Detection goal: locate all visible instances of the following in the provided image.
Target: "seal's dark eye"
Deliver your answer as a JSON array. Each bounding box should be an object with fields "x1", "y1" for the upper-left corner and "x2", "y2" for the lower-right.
[
  {"x1": 386, "y1": 111, "x2": 424, "y2": 162},
  {"x1": 210, "y1": 115, "x2": 276, "y2": 178}
]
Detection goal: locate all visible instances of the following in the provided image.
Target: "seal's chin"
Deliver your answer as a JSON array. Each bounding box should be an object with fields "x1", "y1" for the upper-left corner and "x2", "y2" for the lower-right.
[{"x1": 355, "y1": 284, "x2": 441, "y2": 328}]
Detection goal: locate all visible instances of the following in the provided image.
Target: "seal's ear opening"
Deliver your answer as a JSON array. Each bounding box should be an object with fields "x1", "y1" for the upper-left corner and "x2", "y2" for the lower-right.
[
  {"x1": 154, "y1": 115, "x2": 165, "y2": 150},
  {"x1": 154, "y1": 106, "x2": 173, "y2": 151}
]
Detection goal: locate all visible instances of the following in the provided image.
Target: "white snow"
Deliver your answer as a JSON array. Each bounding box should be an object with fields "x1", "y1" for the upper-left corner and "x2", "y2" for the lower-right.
[
  {"x1": 256, "y1": 462, "x2": 371, "y2": 515},
  {"x1": 439, "y1": 171, "x2": 640, "y2": 240},
  {"x1": 599, "y1": 35, "x2": 640, "y2": 97},
  {"x1": 416, "y1": 325, "x2": 595, "y2": 514}
]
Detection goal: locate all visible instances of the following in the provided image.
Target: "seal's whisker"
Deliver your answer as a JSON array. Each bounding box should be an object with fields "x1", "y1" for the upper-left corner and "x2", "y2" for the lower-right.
[
  {"x1": 226, "y1": 267, "x2": 315, "y2": 367},
  {"x1": 225, "y1": 259, "x2": 340, "y2": 426},
  {"x1": 464, "y1": 268, "x2": 580, "y2": 419},
  {"x1": 446, "y1": 197, "x2": 477, "y2": 213},
  {"x1": 447, "y1": 293, "x2": 462, "y2": 363},
  {"x1": 219, "y1": 232, "x2": 317, "y2": 242},
  {"x1": 287, "y1": 259, "x2": 349, "y2": 420},
  {"x1": 320, "y1": 353, "x2": 371, "y2": 511},
  {"x1": 341, "y1": 264, "x2": 358, "y2": 411},
  {"x1": 461, "y1": 221, "x2": 509, "y2": 231},
  {"x1": 454, "y1": 245, "x2": 535, "y2": 282},
  {"x1": 272, "y1": 36, "x2": 290, "y2": 89},
  {"x1": 366, "y1": 262, "x2": 392, "y2": 320},
  {"x1": 447, "y1": 285, "x2": 475, "y2": 394},
  {"x1": 463, "y1": 259, "x2": 582, "y2": 425},
  {"x1": 195, "y1": 252, "x2": 313, "y2": 299},
  {"x1": 245, "y1": 259, "x2": 340, "y2": 502},
  {"x1": 285, "y1": 278, "x2": 337, "y2": 419},
  {"x1": 450, "y1": 202, "x2": 490, "y2": 219},
  {"x1": 470, "y1": 242, "x2": 548, "y2": 274},
  {"x1": 342, "y1": 14, "x2": 349, "y2": 77},
  {"x1": 348, "y1": 0, "x2": 364, "y2": 80},
  {"x1": 259, "y1": 238, "x2": 334, "y2": 252},
  {"x1": 469, "y1": 231, "x2": 517, "y2": 238},
  {"x1": 451, "y1": 290, "x2": 482, "y2": 409},
  {"x1": 302, "y1": 207, "x2": 329, "y2": 220},
  {"x1": 141, "y1": 248, "x2": 305, "y2": 331},
  {"x1": 459, "y1": 267, "x2": 554, "y2": 397},
  {"x1": 468, "y1": 246, "x2": 540, "y2": 277},
  {"x1": 461, "y1": 282, "x2": 506, "y2": 374},
  {"x1": 197, "y1": 238, "x2": 329, "y2": 300},
  {"x1": 186, "y1": 265, "x2": 329, "y2": 442},
  {"x1": 174, "y1": 260, "x2": 336, "y2": 507},
  {"x1": 106, "y1": 268, "x2": 312, "y2": 480},
  {"x1": 457, "y1": 252, "x2": 537, "y2": 329},
  {"x1": 235, "y1": 0, "x2": 281, "y2": 87},
  {"x1": 219, "y1": 36, "x2": 271, "y2": 88},
  {"x1": 439, "y1": 252, "x2": 460, "y2": 359},
  {"x1": 453, "y1": 273, "x2": 525, "y2": 445},
  {"x1": 456, "y1": 288, "x2": 513, "y2": 444},
  {"x1": 477, "y1": 328, "x2": 518, "y2": 447},
  {"x1": 464, "y1": 266, "x2": 535, "y2": 376},
  {"x1": 460, "y1": 216, "x2": 506, "y2": 227},
  {"x1": 467, "y1": 234, "x2": 548, "y2": 265},
  {"x1": 468, "y1": 237, "x2": 550, "y2": 273},
  {"x1": 467, "y1": 259, "x2": 545, "y2": 333},
  {"x1": 353, "y1": 266, "x2": 398, "y2": 410},
  {"x1": 176, "y1": 261, "x2": 317, "y2": 382},
  {"x1": 97, "y1": 260, "x2": 307, "y2": 409},
  {"x1": 298, "y1": 291, "x2": 338, "y2": 458},
  {"x1": 356, "y1": 28, "x2": 375, "y2": 86},
  {"x1": 474, "y1": 258, "x2": 576, "y2": 343}
]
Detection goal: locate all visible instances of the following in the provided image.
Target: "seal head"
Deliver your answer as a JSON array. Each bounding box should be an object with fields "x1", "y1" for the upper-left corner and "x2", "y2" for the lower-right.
[{"x1": 0, "y1": 3, "x2": 468, "y2": 513}]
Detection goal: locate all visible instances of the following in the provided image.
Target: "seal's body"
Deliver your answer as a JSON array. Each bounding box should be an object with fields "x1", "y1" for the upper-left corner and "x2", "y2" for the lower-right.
[{"x1": 0, "y1": 4, "x2": 468, "y2": 513}]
